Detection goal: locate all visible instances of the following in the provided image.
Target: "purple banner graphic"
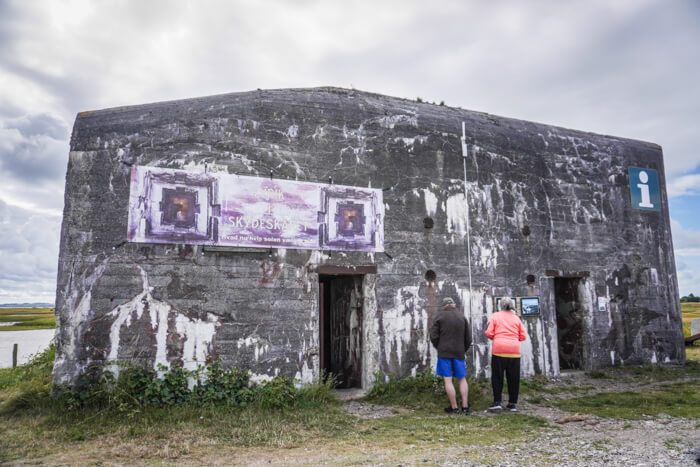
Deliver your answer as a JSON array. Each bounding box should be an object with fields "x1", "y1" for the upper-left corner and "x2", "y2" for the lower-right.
[{"x1": 127, "y1": 166, "x2": 384, "y2": 252}]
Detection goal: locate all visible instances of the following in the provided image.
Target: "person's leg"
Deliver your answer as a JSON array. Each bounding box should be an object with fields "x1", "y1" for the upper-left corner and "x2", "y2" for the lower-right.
[
  {"x1": 458, "y1": 377, "x2": 469, "y2": 408},
  {"x1": 443, "y1": 376, "x2": 457, "y2": 408},
  {"x1": 491, "y1": 355, "x2": 504, "y2": 403},
  {"x1": 505, "y1": 358, "x2": 520, "y2": 404},
  {"x1": 437, "y1": 358, "x2": 457, "y2": 410}
]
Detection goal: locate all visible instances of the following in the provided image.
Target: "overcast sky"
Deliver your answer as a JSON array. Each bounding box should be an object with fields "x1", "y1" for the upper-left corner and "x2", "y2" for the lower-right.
[{"x1": 0, "y1": 0, "x2": 698, "y2": 303}]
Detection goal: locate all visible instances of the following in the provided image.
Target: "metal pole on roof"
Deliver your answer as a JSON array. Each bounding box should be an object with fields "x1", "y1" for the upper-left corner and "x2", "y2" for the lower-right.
[{"x1": 461, "y1": 122, "x2": 476, "y2": 367}]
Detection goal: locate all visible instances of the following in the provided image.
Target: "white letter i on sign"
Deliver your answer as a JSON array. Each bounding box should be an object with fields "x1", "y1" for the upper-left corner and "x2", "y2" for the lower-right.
[{"x1": 637, "y1": 171, "x2": 653, "y2": 208}]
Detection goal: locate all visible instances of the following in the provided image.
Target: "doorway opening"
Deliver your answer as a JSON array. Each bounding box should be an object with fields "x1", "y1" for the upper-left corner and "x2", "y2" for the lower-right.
[
  {"x1": 319, "y1": 274, "x2": 364, "y2": 388},
  {"x1": 554, "y1": 277, "x2": 585, "y2": 370}
]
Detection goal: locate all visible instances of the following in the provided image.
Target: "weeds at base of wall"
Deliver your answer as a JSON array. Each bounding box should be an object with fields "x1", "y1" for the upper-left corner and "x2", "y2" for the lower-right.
[
  {"x1": 364, "y1": 371, "x2": 492, "y2": 411},
  {"x1": 1, "y1": 352, "x2": 553, "y2": 463},
  {"x1": 0, "y1": 346, "x2": 337, "y2": 418}
]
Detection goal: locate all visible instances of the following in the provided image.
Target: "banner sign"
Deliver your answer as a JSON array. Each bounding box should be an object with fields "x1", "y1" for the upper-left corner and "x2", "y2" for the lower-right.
[
  {"x1": 628, "y1": 167, "x2": 660, "y2": 212},
  {"x1": 127, "y1": 166, "x2": 384, "y2": 252}
]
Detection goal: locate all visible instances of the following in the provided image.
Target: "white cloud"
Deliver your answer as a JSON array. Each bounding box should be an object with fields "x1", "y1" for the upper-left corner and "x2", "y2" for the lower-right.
[
  {"x1": 671, "y1": 218, "x2": 700, "y2": 257},
  {"x1": 671, "y1": 219, "x2": 700, "y2": 296},
  {"x1": 0, "y1": 199, "x2": 61, "y2": 303},
  {"x1": 0, "y1": 0, "x2": 700, "y2": 302},
  {"x1": 668, "y1": 173, "x2": 700, "y2": 198}
]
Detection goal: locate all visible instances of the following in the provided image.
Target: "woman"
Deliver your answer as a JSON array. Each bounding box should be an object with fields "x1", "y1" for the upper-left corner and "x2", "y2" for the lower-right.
[{"x1": 485, "y1": 297, "x2": 527, "y2": 412}]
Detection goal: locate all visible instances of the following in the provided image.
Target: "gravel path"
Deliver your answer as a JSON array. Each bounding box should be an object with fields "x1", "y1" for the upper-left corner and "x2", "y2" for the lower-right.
[{"x1": 343, "y1": 371, "x2": 700, "y2": 466}]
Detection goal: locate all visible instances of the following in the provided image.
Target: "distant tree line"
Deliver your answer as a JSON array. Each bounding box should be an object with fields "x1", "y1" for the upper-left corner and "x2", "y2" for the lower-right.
[{"x1": 681, "y1": 293, "x2": 700, "y2": 303}]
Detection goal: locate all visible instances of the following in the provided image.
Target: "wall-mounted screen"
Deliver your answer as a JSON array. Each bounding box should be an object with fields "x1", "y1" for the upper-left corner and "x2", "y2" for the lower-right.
[{"x1": 520, "y1": 297, "x2": 540, "y2": 316}]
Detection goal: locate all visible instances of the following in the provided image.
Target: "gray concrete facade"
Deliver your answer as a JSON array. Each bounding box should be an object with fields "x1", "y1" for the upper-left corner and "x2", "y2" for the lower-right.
[{"x1": 53, "y1": 87, "x2": 685, "y2": 388}]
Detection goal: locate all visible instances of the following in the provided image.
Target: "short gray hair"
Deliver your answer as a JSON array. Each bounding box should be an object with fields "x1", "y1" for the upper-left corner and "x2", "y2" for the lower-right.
[{"x1": 500, "y1": 297, "x2": 514, "y2": 311}]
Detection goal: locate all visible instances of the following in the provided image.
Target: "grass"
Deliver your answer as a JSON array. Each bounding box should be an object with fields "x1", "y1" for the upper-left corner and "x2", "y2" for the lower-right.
[
  {"x1": 681, "y1": 302, "x2": 700, "y2": 319},
  {"x1": 0, "y1": 308, "x2": 55, "y2": 331},
  {"x1": 1, "y1": 300, "x2": 697, "y2": 462},
  {"x1": 364, "y1": 371, "x2": 493, "y2": 412},
  {"x1": 0, "y1": 355, "x2": 552, "y2": 464},
  {"x1": 686, "y1": 346, "x2": 700, "y2": 361},
  {"x1": 553, "y1": 381, "x2": 700, "y2": 419}
]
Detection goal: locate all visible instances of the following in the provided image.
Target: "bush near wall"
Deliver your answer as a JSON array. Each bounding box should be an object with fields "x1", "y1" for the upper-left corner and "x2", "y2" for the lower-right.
[{"x1": 0, "y1": 348, "x2": 336, "y2": 416}]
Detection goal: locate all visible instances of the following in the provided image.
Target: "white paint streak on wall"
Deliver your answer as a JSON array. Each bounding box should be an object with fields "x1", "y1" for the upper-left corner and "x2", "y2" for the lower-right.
[
  {"x1": 248, "y1": 372, "x2": 272, "y2": 384},
  {"x1": 176, "y1": 315, "x2": 218, "y2": 372},
  {"x1": 445, "y1": 193, "x2": 467, "y2": 237},
  {"x1": 605, "y1": 283, "x2": 613, "y2": 328},
  {"x1": 53, "y1": 256, "x2": 110, "y2": 384},
  {"x1": 458, "y1": 287, "x2": 488, "y2": 376},
  {"x1": 378, "y1": 114, "x2": 418, "y2": 129},
  {"x1": 472, "y1": 237, "x2": 499, "y2": 270},
  {"x1": 236, "y1": 336, "x2": 270, "y2": 362},
  {"x1": 63, "y1": 291, "x2": 92, "y2": 366},
  {"x1": 106, "y1": 265, "x2": 219, "y2": 377},
  {"x1": 294, "y1": 360, "x2": 314, "y2": 387},
  {"x1": 423, "y1": 189, "x2": 438, "y2": 217},
  {"x1": 381, "y1": 287, "x2": 426, "y2": 368},
  {"x1": 153, "y1": 300, "x2": 171, "y2": 376}
]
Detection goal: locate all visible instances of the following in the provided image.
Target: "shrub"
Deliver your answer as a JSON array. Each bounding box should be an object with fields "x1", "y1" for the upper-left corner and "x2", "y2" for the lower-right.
[
  {"x1": 2, "y1": 348, "x2": 338, "y2": 414},
  {"x1": 255, "y1": 376, "x2": 297, "y2": 409},
  {"x1": 51, "y1": 360, "x2": 334, "y2": 412}
]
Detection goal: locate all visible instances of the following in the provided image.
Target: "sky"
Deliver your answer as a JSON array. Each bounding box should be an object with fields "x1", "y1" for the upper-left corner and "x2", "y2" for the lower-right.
[{"x1": 0, "y1": 0, "x2": 698, "y2": 303}]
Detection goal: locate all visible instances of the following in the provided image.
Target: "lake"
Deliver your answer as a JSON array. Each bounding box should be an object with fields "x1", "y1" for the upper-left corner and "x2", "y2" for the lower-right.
[{"x1": 0, "y1": 329, "x2": 56, "y2": 368}]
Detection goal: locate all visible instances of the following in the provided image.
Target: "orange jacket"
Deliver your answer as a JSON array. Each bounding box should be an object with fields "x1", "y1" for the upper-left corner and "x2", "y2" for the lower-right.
[{"x1": 485, "y1": 311, "x2": 527, "y2": 357}]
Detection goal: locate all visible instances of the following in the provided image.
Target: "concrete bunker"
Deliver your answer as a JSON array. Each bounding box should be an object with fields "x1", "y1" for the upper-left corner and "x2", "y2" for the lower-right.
[{"x1": 53, "y1": 87, "x2": 685, "y2": 388}]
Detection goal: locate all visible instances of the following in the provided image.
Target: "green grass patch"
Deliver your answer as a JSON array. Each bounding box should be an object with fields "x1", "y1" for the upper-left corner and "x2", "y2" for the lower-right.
[
  {"x1": 686, "y1": 346, "x2": 700, "y2": 362},
  {"x1": 683, "y1": 321, "x2": 692, "y2": 338},
  {"x1": 681, "y1": 302, "x2": 700, "y2": 343},
  {"x1": 627, "y1": 361, "x2": 700, "y2": 382},
  {"x1": 681, "y1": 302, "x2": 700, "y2": 319},
  {"x1": 0, "y1": 351, "x2": 553, "y2": 464},
  {"x1": 364, "y1": 371, "x2": 492, "y2": 412},
  {"x1": 586, "y1": 370, "x2": 610, "y2": 379},
  {"x1": 0, "y1": 308, "x2": 55, "y2": 331},
  {"x1": 553, "y1": 381, "x2": 700, "y2": 419},
  {"x1": 0, "y1": 344, "x2": 55, "y2": 392},
  {"x1": 365, "y1": 410, "x2": 549, "y2": 446}
]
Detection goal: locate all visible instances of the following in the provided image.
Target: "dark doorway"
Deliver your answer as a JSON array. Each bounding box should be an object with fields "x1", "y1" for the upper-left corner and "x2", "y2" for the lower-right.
[
  {"x1": 554, "y1": 277, "x2": 585, "y2": 370},
  {"x1": 320, "y1": 274, "x2": 363, "y2": 388}
]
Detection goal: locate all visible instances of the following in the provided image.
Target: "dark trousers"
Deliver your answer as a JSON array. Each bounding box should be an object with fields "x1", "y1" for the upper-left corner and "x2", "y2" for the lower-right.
[{"x1": 491, "y1": 355, "x2": 520, "y2": 404}]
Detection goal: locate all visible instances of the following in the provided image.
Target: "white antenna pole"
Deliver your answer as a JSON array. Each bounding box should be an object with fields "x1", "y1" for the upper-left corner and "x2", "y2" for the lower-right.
[{"x1": 461, "y1": 121, "x2": 475, "y2": 367}]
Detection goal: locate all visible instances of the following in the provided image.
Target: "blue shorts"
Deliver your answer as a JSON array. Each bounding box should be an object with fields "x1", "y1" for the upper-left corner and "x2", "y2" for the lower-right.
[{"x1": 436, "y1": 358, "x2": 467, "y2": 378}]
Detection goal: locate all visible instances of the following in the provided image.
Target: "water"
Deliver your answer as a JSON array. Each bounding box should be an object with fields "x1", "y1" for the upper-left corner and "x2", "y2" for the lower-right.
[{"x1": 0, "y1": 329, "x2": 56, "y2": 368}]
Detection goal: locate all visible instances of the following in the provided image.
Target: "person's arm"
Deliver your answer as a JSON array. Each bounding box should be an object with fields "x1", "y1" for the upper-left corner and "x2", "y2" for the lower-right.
[
  {"x1": 429, "y1": 316, "x2": 440, "y2": 348},
  {"x1": 485, "y1": 315, "x2": 496, "y2": 340},
  {"x1": 518, "y1": 320, "x2": 527, "y2": 342},
  {"x1": 464, "y1": 319, "x2": 472, "y2": 350}
]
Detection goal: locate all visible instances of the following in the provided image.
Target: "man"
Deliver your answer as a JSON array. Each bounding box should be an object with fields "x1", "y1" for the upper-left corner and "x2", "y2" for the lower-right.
[{"x1": 430, "y1": 297, "x2": 472, "y2": 415}]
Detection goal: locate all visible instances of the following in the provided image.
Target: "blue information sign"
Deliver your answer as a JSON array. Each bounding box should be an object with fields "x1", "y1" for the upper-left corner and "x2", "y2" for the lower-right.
[{"x1": 628, "y1": 167, "x2": 660, "y2": 211}]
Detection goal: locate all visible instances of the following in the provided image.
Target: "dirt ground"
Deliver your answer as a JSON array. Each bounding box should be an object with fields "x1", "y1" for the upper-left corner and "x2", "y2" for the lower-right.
[{"x1": 12, "y1": 368, "x2": 700, "y2": 466}]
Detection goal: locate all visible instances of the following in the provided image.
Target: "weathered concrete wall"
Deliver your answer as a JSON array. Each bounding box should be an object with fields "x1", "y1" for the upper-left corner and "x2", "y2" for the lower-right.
[{"x1": 54, "y1": 87, "x2": 684, "y2": 386}]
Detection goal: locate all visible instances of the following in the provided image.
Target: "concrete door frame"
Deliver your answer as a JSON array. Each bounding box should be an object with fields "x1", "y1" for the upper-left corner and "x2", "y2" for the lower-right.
[{"x1": 317, "y1": 265, "x2": 378, "y2": 390}]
